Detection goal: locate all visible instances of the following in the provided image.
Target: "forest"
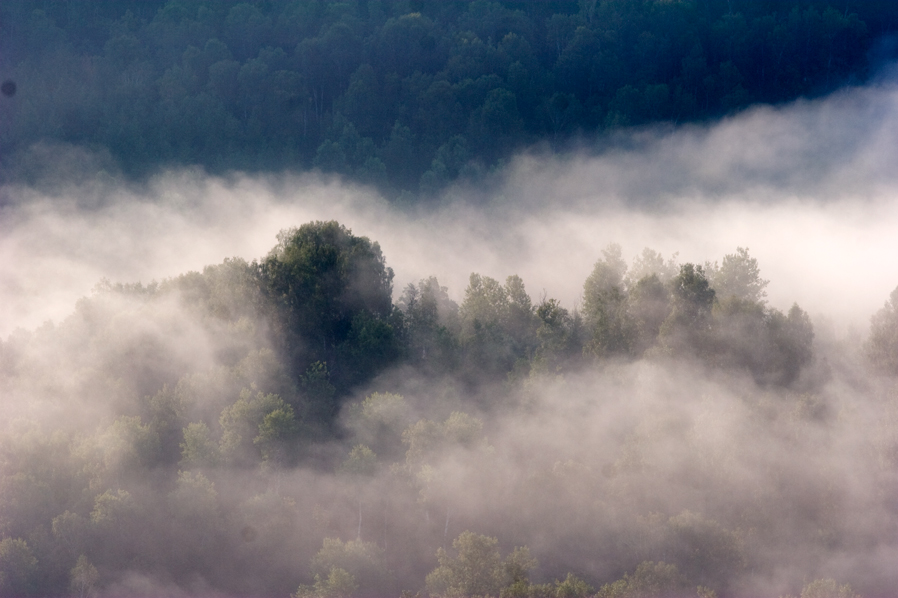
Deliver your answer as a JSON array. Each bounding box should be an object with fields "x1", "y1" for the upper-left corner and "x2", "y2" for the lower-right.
[
  {"x1": 3, "y1": 1, "x2": 898, "y2": 597},
  {"x1": 1, "y1": 218, "x2": 897, "y2": 597},
  {"x1": 2, "y1": 0, "x2": 898, "y2": 195}
]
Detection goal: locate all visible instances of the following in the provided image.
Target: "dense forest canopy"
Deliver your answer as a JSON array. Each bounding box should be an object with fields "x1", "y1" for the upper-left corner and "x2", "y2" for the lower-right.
[{"x1": 2, "y1": 0, "x2": 898, "y2": 195}]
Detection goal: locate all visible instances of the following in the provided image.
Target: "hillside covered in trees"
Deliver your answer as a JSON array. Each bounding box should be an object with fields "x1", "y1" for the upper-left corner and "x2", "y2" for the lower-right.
[
  {"x1": 2, "y1": 0, "x2": 898, "y2": 196},
  {"x1": 2, "y1": 220, "x2": 897, "y2": 597}
]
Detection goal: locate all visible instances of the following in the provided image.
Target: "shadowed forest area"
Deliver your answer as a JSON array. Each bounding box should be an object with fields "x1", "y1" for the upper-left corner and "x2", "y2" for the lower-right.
[
  {"x1": 2, "y1": 221, "x2": 898, "y2": 597},
  {"x1": 2, "y1": 0, "x2": 898, "y2": 195}
]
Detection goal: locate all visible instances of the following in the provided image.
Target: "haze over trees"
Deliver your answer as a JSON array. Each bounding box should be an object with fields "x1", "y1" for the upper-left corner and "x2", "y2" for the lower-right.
[
  {"x1": 0, "y1": 221, "x2": 895, "y2": 596},
  {"x1": 2, "y1": 0, "x2": 897, "y2": 195},
  {"x1": 3, "y1": 1, "x2": 898, "y2": 597}
]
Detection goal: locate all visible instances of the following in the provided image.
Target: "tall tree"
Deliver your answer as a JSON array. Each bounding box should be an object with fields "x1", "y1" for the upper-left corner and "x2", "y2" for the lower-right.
[
  {"x1": 259, "y1": 221, "x2": 397, "y2": 403},
  {"x1": 866, "y1": 285, "x2": 898, "y2": 375},
  {"x1": 707, "y1": 247, "x2": 768, "y2": 303},
  {"x1": 425, "y1": 531, "x2": 506, "y2": 598},
  {"x1": 583, "y1": 244, "x2": 633, "y2": 358},
  {"x1": 659, "y1": 264, "x2": 716, "y2": 356}
]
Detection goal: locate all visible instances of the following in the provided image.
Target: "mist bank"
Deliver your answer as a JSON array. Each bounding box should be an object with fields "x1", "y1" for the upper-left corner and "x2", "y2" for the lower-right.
[
  {"x1": 2, "y1": 79, "x2": 898, "y2": 598},
  {"x1": 4, "y1": 79, "x2": 898, "y2": 337}
]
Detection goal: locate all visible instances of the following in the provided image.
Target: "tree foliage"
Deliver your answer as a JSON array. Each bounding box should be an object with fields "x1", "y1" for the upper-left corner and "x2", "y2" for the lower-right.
[
  {"x1": 426, "y1": 531, "x2": 506, "y2": 598},
  {"x1": 2, "y1": 0, "x2": 889, "y2": 195},
  {"x1": 799, "y1": 578, "x2": 860, "y2": 598},
  {"x1": 866, "y1": 285, "x2": 898, "y2": 374},
  {"x1": 596, "y1": 561, "x2": 691, "y2": 598},
  {"x1": 259, "y1": 221, "x2": 397, "y2": 408}
]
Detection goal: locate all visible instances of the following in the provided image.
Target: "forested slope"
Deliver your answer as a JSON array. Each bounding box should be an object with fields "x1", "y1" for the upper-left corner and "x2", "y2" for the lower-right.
[{"x1": 2, "y1": 0, "x2": 897, "y2": 195}]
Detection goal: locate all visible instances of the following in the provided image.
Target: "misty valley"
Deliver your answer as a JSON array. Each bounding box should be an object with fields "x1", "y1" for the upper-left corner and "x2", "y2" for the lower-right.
[{"x1": 2, "y1": 220, "x2": 897, "y2": 598}]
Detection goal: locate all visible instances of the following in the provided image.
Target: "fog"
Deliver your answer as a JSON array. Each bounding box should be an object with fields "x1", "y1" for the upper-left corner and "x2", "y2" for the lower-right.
[
  {"x1": 2, "y1": 78, "x2": 898, "y2": 597},
  {"x1": 4, "y1": 82, "x2": 898, "y2": 338}
]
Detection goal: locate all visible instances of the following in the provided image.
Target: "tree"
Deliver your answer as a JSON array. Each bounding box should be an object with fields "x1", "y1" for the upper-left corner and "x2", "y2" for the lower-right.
[
  {"x1": 294, "y1": 567, "x2": 358, "y2": 598},
  {"x1": 339, "y1": 445, "x2": 378, "y2": 540},
  {"x1": 344, "y1": 392, "x2": 410, "y2": 461},
  {"x1": 168, "y1": 471, "x2": 218, "y2": 518},
  {"x1": 866, "y1": 285, "x2": 898, "y2": 374},
  {"x1": 52, "y1": 512, "x2": 89, "y2": 562},
  {"x1": 707, "y1": 247, "x2": 768, "y2": 303},
  {"x1": 219, "y1": 389, "x2": 296, "y2": 466},
  {"x1": 800, "y1": 578, "x2": 860, "y2": 598},
  {"x1": 629, "y1": 248, "x2": 679, "y2": 285},
  {"x1": 301, "y1": 361, "x2": 337, "y2": 424},
  {"x1": 659, "y1": 264, "x2": 716, "y2": 356},
  {"x1": 399, "y1": 413, "x2": 486, "y2": 541},
  {"x1": 552, "y1": 573, "x2": 594, "y2": 598},
  {"x1": 596, "y1": 561, "x2": 691, "y2": 598},
  {"x1": 503, "y1": 546, "x2": 537, "y2": 587},
  {"x1": 90, "y1": 489, "x2": 137, "y2": 528},
  {"x1": 459, "y1": 273, "x2": 536, "y2": 379},
  {"x1": 254, "y1": 405, "x2": 299, "y2": 466},
  {"x1": 531, "y1": 297, "x2": 583, "y2": 374},
  {"x1": 627, "y1": 275, "x2": 671, "y2": 356},
  {"x1": 766, "y1": 304, "x2": 815, "y2": 385},
  {"x1": 69, "y1": 554, "x2": 99, "y2": 598},
  {"x1": 426, "y1": 531, "x2": 506, "y2": 598},
  {"x1": 663, "y1": 511, "x2": 744, "y2": 593},
  {"x1": 308, "y1": 538, "x2": 387, "y2": 597},
  {"x1": 583, "y1": 244, "x2": 633, "y2": 358},
  {"x1": 402, "y1": 412, "x2": 484, "y2": 472},
  {"x1": 340, "y1": 445, "x2": 377, "y2": 477},
  {"x1": 259, "y1": 221, "x2": 396, "y2": 399},
  {"x1": 499, "y1": 547, "x2": 543, "y2": 598},
  {"x1": 179, "y1": 421, "x2": 220, "y2": 469},
  {"x1": 101, "y1": 415, "x2": 161, "y2": 475},
  {"x1": 399, "y1": 277, "x2": 459, "y2": 368}
]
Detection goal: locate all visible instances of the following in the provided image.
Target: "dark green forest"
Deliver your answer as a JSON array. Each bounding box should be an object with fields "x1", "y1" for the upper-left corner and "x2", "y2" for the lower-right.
[
  {"x1": 2, "y1": 0, "x2": 897, "y2": 195},
  {"x1": 2, "y1": 220, "x2": 897, "y2": 597}
]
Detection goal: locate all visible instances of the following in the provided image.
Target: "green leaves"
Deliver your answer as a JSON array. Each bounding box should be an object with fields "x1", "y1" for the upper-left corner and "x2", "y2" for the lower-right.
[
  {"x1": 707, "y1": 247, "x2": 769, "y2": 304},
  {"x1": 219, "y1": 389, "x2": 297, "y2": 465},
  {"x1": 260, "y1": 221, "x2": 397, "y2": 399},
  {"x1": 426, "y1": 531, "x2": 506, "y2": 598},
  {"x1": 799, "y1": 578, "x2": 860, "y2": 598},
  {"x1": 583, "y1": 244, "x2": 633, "y2": 358},
  {"x1": 597, "y1": 561, "x2": 690, "y2": 598},
  {"x1": 69, "y1": 554, "x2": 99, "y2": 598},
  {"x1": 294, "y1": 567, "x2": 358, "y2": 598},
  {"x1": 866, "y1": 285, "x2": 898, "y2": 375},
  {"x1": 303, "y1": 538, "x2": 387, "y2": 597}
]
